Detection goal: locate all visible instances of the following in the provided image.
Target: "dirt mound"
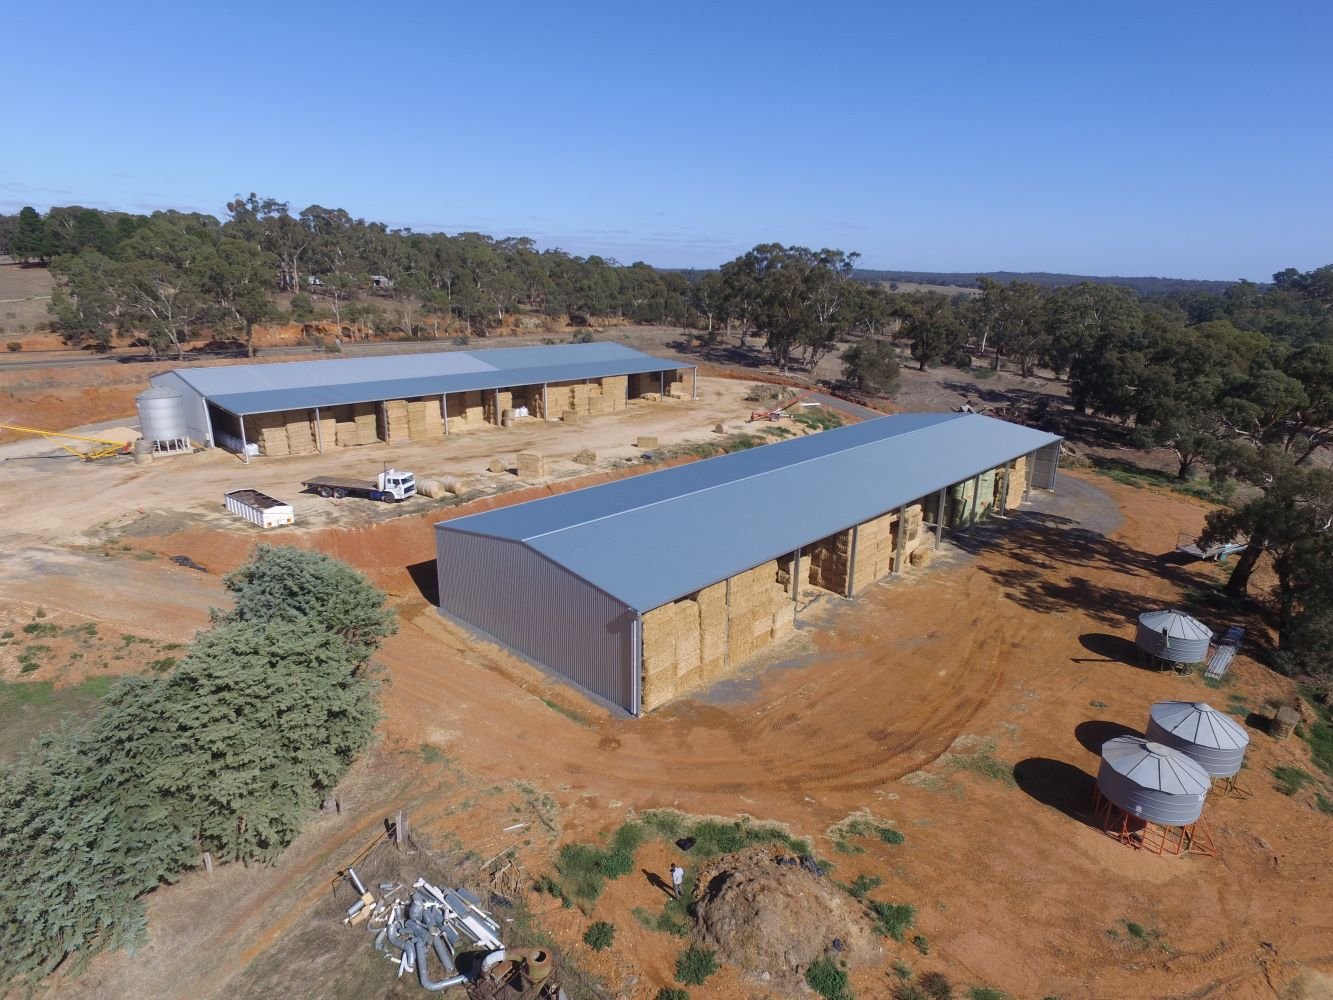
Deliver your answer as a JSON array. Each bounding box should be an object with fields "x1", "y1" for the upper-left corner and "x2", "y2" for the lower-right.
[{"x1": 693, "y1": 847, "x2": 879, "y2": 982}]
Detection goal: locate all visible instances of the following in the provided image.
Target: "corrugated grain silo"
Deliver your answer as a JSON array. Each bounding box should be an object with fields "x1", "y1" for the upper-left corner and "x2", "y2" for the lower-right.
[
  {"x1": 1097, "y1": 736, "x2": 1210, "y2": 826},
  {"x1": 1146, "y1": 701, "x2": 1249, "y2": 779},
  {"x1": 1135, "y1": 610, "x2": 1212, "y2": 665}
]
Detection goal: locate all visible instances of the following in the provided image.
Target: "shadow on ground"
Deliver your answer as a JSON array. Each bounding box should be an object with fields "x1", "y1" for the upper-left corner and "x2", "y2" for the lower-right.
[
  {"x1": 1074, "y1": 720, "x2": 1143, "y2": 756},
  {"x1": 1075, "y1": 633, "x2": 1146, "y2": 668},
  {"x1": 1012, "y1": 757, "x2": 1098, "y2": 825},
  {"x1": 407, "y1": 560, "x2": 439, "y2": 605}
]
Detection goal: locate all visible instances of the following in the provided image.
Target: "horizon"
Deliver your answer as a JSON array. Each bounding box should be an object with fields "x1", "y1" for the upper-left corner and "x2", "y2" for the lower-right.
[{"x1": 5, "y1": 1, "x2": 1330, "y2": 283}]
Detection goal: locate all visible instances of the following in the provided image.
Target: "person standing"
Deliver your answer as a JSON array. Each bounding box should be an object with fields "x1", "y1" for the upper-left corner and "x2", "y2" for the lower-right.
[{"x1": 670, "y1": 863, "x2": 684, "y2": 899}]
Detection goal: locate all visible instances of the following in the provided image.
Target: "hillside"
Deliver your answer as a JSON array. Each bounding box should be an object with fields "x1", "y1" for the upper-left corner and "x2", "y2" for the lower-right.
[{"x1": 854, "y1": 269, "x2": 1240, "y2": 295}]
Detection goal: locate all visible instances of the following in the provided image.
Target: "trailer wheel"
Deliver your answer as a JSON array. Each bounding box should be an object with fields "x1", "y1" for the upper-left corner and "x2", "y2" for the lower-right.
[
  {"x1": 381, "y1": 492, "x2": 397, "y2": 503},
  {"x1": 333, "y1": 488, "x2": 348, "y2": 500},
  {"x1": 318, "y1": 486, "x2": 333, "y2": 498}
]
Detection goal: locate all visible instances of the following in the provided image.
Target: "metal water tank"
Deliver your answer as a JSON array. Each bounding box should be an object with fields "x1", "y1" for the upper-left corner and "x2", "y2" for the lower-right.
[
  {"x1": 1097, "y1": 736, "x2": 1210, "y2": 826},
  {"x1": 1135, "y1": 610, "x2": 1212, "y2": 664},
  {"x1": 1146, "y1": 701, "x2": 1249, "y2": 778},
  {"x1": 136, "y1": 385, "x2": 189, "y2": 444}
]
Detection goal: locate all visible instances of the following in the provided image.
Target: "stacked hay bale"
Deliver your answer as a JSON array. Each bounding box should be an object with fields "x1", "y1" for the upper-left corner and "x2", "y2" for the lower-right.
[
  {"x1": 331, "y1": 405, "x2": 359, "y2": 448},
  {"x1": 725, "y1": 561, "x2": 794, "y2": 667},
  {"x1": 697, "y1": 582, "x2": 728, "y2": 681},
  {"x1": 601, "y1": 375, "x2": 628, "y2": 411},
  {"x1": 251, "y1": 412, "x2": 289, "y2": 457},
  {"x1": 445, "y1": 391, "x2": 486, "y2": 430},
  {"x1": 805, "y1": 529, "x2": 854, "y2": 595},
  {"x1": 406, "y1": 398, "x2": 445, "y2": 440},
  {"x1": 849, "y1": 510, "x2": 897, "y2": 593},
  {"x1": 641, "y1": 600, "x2": 685, "y2": 712},
  {"x1": 353, "y1": 403, "x2": 379, "y2": 445},
  {"x1": 315, "y1": 410, "x2": 336, "y2": 450},
  {"x1": 641, "y1": 565, "x2": 799, "y2": 712},
  {"x1": 284, "y1": 410, "x2": 316, "y2": 455},
  {"x1": 1006, "y1": 456, "x2": 1027, "y2": 509},
  {"x1": 667, "y1": 369, "x2": 690, "y2": 399},
  {"x1": 378, "y1": 400, "x2": 410, "y2": 444}
]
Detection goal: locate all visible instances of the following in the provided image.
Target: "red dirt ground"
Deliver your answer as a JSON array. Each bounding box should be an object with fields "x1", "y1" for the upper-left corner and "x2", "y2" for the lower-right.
[{"x1": 56, "y1": 468, "x2": 1331, "y2": 1000}]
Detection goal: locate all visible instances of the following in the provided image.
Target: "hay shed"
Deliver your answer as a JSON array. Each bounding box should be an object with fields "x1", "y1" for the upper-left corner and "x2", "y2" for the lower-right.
[{"x1": 1145, "y1": 701, "x2": 1249, "y2": 778}]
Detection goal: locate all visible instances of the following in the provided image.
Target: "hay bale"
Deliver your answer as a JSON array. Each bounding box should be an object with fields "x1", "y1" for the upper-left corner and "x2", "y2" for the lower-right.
[
  {"x1": 636, "y1": 435, "x2": 659, "y2": 449},
  {"x1": 562, "y1": 411, "x2": 580, "y2": 424},
  {"x1": 417, "y1": 479, "x2": 448, "y2": 499},
  {"x1": 488, "y1": 458, "x2": 508, "y2": 474},
  {"x1": 573, "y1": 449, "x2": 597, "y2": 466},
  {"x1": 517, "y1": 452, "x2": 546, "y2": 478}
]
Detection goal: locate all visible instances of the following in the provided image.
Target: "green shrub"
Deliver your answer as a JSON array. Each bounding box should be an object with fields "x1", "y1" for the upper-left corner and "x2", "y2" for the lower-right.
[
  {"x1": 805, "y1": 956, "x2": 853, "y2": 999},
  {"x1": 5, "y1": 342, "x2": 21, "y2": 352},
  {"x1": 967, "y1": 988, "x2": 1009, "y2": 1000},
  {"x1": 583, "y1": 921, "x2": 615, "y2": 951},
  {"x1": 868, "y1": 900, "x2": 916, "y2": 940},
  {"x1": 845, "y1": 874, "x2": 883, "y2": 901},
  {"x1": 654, "y1": 989, "x2": 689, "y2": 1000},
  {"x1": 674, "y1": 945, "x2": 718, "y2": 985},
  {"x1": 1273, "y1": 765, "x2": 1315, "y2": 796},
  {"x1": 23, "y1": 622, "x2": 57, "y2": 637},
  {"x1": 892, "y1": 960, "x2": 913, "y2": 979},
  {"x1": 878, "y1": 826, "x2": 906, "y2": 845},
  {"x1": 918, "y1": 971, "x2": 954, "y2": 999},
  {"x1": 913, "y1": 934, "x2": 930, "y2": 955}
]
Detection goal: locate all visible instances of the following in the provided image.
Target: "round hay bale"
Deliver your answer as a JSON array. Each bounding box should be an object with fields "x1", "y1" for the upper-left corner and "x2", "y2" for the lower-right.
[
  {"x1": 417, "y1": 478, "x2": 448, "y2": 499},
  {"x1": 488, "y1": 458, "x2": 508, "y2": 474},
  {"x1": 692, "y1": 847, "x2": 878, "y2": 981}
]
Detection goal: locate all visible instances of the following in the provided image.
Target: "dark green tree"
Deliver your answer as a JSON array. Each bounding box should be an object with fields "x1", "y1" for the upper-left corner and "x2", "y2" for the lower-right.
[
  {"x1": 11, "y1": 206, "x2": 48, "y2": 262},
  {"x1": 841, "y1": 337, "x2": 901, "y2": 395}
]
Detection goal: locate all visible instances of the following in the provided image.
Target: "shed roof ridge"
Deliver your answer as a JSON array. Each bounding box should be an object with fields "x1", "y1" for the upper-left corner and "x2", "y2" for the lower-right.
[{"x1": 522, "y1": 414, "x2": 965, "y2": 543}]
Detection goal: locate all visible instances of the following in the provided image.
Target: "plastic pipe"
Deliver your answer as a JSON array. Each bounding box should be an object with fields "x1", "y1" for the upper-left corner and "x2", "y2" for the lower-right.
[{"x1": 413, "y1": 939, "x2": 467, "y2": 991}]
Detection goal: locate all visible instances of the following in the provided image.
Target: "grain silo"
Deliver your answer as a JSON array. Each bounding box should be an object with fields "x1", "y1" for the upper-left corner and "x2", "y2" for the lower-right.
[
  {"x1": 135, "y1": 385, "x2": 191, "y2": 454},
  {"x1": 1094, "y1": 735, "x2": 1215, "y2": 856},
  {"x1": 1146, "y1": 701, "x2": 1249, "y2": 780},
  {"x1": 1135, "y1": 610, "x2": 1212, "y2": 666}
]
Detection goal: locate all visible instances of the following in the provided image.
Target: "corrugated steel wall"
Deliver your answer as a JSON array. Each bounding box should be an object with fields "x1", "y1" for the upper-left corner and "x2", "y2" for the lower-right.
[
  {"x1": 1030, "y1": 441, "x2": 1061, "y2": 490},
  {"x1": 435, "y1": 529, "x2": 638, "y2": 713}
]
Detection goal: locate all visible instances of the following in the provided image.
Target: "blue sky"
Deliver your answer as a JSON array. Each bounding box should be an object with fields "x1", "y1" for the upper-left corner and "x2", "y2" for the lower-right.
[{"x1": 5, "y1": 1, "x2": 1330, "y2": 280}]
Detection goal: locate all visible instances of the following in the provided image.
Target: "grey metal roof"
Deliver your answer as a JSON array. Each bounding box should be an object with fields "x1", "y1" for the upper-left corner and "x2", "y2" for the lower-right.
[
  {"x1": 438, "y1": 413, "x2": 1061, "y2": 612},
  {"x1": 153, "y1": 343, "x2": 691, "y2": 415}
]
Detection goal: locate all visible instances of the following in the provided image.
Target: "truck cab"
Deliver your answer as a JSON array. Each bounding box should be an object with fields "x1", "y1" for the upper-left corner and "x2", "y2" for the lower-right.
[{"x1": 378, "y1": 469, "x2": 416, "y2": 501}]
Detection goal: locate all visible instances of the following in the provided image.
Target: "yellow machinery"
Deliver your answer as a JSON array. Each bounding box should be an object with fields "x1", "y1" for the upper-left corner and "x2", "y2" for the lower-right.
[{"x1": 0, "y1": 424, "x2": 134, "y2": 460}]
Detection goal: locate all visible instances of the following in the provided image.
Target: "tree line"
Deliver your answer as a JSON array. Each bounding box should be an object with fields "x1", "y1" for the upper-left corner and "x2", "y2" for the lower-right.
[{"x1": 0, "y1": 546, "x2": 394, "y2": 983}]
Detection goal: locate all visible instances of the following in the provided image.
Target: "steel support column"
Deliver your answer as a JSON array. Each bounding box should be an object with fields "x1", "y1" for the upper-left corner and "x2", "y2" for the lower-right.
[
  {"x1": 442, "y1": 393, "x2": 449, "y2": 434},
  {"x1": 846, "y1": 524, "x2": 859, "y2": 597},
  {"x1": 239, "y1": 414, "x2": 250, "y2": 465},
  {"x1": 969, "y1": 474, "x2": 982, "y2": 526},
  {"x1": 935, "y1": 488, "x2": 946, "y2": 543},
  {"x1": 791, "y1": 547, "x2": 802, "y2": 600},
  {"x1": 998, "y1": 461, "x2": 1011, "y2": 515},
  {"x1": 692, "y1": 367, "x2": 698, "y2": 400},
  {"x1": 893, "y1": 506, "x2": 907, "y2": 573},
  {"x1": 542, "y1": 383, "x2": 549, "y2": 421}
]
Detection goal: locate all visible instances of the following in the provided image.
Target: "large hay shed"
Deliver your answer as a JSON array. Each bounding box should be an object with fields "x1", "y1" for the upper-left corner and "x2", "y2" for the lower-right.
[
  {"x1": 146, "y1": 342, "x2": 694, "y2": 461},
  {"x1": 434, "y1": 413, "x2": 1061, "y2": 715}
]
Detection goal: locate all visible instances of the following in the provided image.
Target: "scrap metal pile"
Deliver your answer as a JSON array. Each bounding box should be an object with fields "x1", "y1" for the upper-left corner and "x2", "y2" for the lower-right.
[{"x1": 342, "y1": 868, "x2": 564, "y2": 997}]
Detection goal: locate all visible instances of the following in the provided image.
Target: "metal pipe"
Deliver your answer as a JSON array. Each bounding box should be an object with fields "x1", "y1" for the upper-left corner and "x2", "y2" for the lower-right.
[
  {"x1": 542, "y1": 382, "x2": 548, "y2": 421},
  {"x1": 692, "y1": 367, "x2": 698, "y2": 400},
  {"x1": 935, "y1": 488, "x2": 946, "y2": 542},
  {"x1": 791, "y1": 547, "x2": 801, "y2": 600},
  {"x1": 239, "y1": 413, "x2": 249, "y2": 465},
  {"x1": 659, "y1": 371, "x2": 664, "y2": 396},
  {"x1": 313, "y1": 406, "x2": 323, "y2": 452},
  {"x1": 442, "y1": 393, "x2": 449, "y2": 434},
  {"x1": 998, "y1": 461, "x2": 1010, "y2": 515},
  {"x1": 413, "y1": 939, "x2": 466, "y2": 991},
  {"x1": 969, "y1": 474, "x2": 981, "y2": 526}
]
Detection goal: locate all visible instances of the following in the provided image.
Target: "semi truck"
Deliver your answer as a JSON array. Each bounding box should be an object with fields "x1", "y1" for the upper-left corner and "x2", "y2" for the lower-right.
[{"x1": 301, "y1": 468, "x2": 416, "y2": 503}]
